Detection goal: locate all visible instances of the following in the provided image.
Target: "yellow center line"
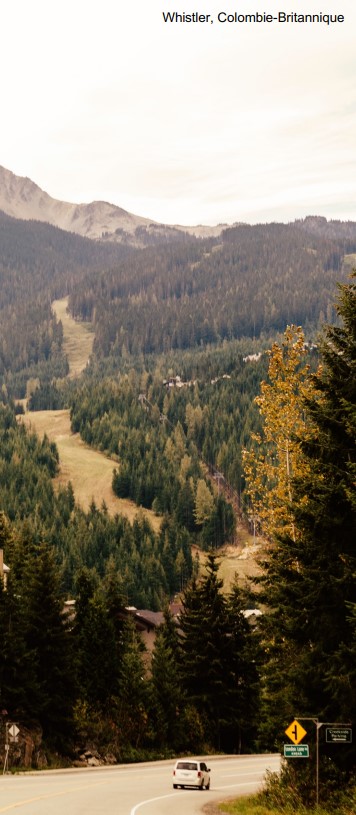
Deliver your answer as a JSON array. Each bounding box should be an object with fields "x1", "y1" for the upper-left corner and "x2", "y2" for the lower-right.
[{"x1": 0, "y1": 777, "x2": 113, "y2": 812}]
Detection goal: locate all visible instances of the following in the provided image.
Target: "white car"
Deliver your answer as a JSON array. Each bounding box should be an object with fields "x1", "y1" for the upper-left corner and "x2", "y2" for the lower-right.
[{"x1": 173, "y1": 759, "x2": 211, "y2": 790}]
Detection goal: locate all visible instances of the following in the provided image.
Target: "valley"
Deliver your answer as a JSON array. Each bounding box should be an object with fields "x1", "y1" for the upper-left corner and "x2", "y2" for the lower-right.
[
  {"x1": 0, "y1": 176, "x2": 354, "y2": 781},
  {"x1": 21, "y1": 297, "x2": 161, "y2": 529},
  {"x1": 22, "y1": 299, "x2": 262, "y2": 587}
]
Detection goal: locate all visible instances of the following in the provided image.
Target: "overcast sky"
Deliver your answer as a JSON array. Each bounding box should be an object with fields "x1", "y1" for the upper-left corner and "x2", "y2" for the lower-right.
[{"x1": 1, "y1": 0, "x2": 355, "y2": 226}]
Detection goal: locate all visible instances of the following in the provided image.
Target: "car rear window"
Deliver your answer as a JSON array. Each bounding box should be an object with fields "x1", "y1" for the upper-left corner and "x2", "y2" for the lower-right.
[{"x1": 176, "y1": 762, "x2": 198, "y2": 770}]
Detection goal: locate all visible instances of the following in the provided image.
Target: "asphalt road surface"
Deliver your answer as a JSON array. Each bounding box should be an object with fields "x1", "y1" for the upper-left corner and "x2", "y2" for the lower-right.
[{"x1": 0, "y1": 754, "x2": 281, "y2": 815}]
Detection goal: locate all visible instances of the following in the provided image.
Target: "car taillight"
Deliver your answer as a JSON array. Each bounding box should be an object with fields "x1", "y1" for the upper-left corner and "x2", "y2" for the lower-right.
[
  {"x1": 197, "y1": 771, "x2": 202, "y2": 777},
  {"x1": 173, "y1": 770, "x2": 176, "y2": 775}
]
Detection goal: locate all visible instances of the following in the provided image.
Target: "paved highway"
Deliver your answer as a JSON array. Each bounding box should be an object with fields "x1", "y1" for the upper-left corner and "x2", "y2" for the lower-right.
[{"x1": 0, "y1": 754, "x2": 281, "y2": 815}]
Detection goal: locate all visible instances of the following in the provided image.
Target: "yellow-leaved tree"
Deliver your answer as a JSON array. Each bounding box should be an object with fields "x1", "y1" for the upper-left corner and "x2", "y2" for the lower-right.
[{"x1": 243, "y1": 325, "x2": 314, "y2": 542}]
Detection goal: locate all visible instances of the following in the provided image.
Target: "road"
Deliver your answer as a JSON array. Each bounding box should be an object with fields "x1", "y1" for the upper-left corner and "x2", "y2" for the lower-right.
[{"x1": 0, "y1": 755, "x2": 280, "y2": 815}]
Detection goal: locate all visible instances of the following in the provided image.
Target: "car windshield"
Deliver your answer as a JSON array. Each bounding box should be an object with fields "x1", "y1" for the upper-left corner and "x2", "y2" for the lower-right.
[{"x1": 176, "y1": 762, "x2": 198, "y2": 770}]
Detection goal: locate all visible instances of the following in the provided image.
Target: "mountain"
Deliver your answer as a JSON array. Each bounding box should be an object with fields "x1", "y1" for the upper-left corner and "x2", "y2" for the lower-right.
[
  {"x1": 1, "y1": 164, "x2": 356, "y2": 399},
  {"x1": 69, "y1": 220, "x2": 356, "y2": 360},
  {"x1": 0, "y1": 165, "x2": 227, "y2": 244}
]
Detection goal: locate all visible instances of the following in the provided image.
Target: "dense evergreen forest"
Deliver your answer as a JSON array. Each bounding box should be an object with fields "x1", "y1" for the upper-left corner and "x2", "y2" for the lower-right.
[
  {"x1": 0, "y1": 403, "x2": 194, "y2": 607},
  {"x1": 0, "y1": 212, "x2": 355, "y2": 396},
  {"x1": 69, "y1": 221, "x2": 355, "y2": 358},
  {"x1": 0, "y1": 211, "x2": 133, "y2": 395},
  {"x1": 0, "y1": 208, "x2": 355, "y2": 809},
  {"x1": 69, "y1": 351, "x2": 268, "y2": 506}
]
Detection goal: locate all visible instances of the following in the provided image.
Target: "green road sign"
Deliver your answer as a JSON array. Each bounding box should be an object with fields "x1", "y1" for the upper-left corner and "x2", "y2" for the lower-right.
[
  {"x1": 326, "y1": 728, "x2": 352, "y2": 743},
  {"x1": 284, "y1": 744, "x2": 309, "y2": 758}
]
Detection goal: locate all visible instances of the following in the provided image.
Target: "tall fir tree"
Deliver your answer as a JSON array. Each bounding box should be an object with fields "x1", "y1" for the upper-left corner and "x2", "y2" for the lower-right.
[
  {"x1": 74, "y1": 568, "x2": 120, "y2": 710},
  {"x1": 225, "y1": 580, "x2": 261, "y2": 752},
  {"x1": 0, "y1": 515, "x2": 38, "y2": 719},
  {"x1": 179, "y1": 553, "x2": 256, "y2": 751},
  {"x1": 15, "y1": 525, "x2": 76, "y2": 746},
  {"x1": 150, "y1": 617, "x2": 185, "y2": 750},
  {"x1": 115, "y1": 616, "x2": 151, "y2": 750},
  {"x1": 258, "y1": 276, "x2": 356, "y2": 781}
]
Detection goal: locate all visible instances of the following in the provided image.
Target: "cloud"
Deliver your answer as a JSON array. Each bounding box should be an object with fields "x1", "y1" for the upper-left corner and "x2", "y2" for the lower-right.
[{"x1": 2, "y1": 0, "x2": 355, "y2": 224}]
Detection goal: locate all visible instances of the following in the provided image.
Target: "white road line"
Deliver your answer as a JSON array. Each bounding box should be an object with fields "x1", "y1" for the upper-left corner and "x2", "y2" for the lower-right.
[
  {"x1": 130, "y1": 792, "x2": 178, "y2": 815},
  {"x1": 130, "y1": 779, "x2": 266, "y2": 815}
]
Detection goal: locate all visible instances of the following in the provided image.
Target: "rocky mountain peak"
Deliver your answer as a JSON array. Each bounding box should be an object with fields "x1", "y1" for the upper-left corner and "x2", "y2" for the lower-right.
[{"x1": 0, "y1": 165, "x2": 226, "y2": 244}]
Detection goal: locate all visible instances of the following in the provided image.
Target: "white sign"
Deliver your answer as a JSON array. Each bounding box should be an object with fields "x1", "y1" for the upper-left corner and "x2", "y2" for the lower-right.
[{"x1": 8, "y1": 724, "x2": 19, "y2": 739}]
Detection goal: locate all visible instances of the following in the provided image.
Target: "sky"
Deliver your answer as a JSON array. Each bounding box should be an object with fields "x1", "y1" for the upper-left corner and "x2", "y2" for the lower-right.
[{"x1": 1, "y1": 0, "x2": 355, "y2": 226}]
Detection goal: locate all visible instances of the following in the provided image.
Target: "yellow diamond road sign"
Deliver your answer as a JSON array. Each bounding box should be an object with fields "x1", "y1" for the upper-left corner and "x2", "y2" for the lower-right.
[{"x1": 285, "y1": 719, "x2": 307, "y2": 745}]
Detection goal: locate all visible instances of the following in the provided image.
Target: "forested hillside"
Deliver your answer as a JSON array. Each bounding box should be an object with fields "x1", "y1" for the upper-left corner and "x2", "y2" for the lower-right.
[
  {"x1": 0, "y1": 212, "x2": 354, "y2": 398},
  {"x1": 0, "y1": 211, "x2": 134, "y2": 395},
  {"x1": 69, "y1": 221, "x2": 355, "y2": 359},
  {"x1": 0, "y1": 207, "x2": 355, "y2": 805},
  {"x1": 69, "y1": 347, "x2": 268, "y2": 504},
  {"x1": 0, "y1": 403, "x2": 193, "y2": 606}
]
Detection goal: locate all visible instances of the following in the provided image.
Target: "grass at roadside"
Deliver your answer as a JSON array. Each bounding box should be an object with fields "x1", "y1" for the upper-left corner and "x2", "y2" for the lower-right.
[{"x1": 215, "y1": 796, "x2": 339, "y2": 815}]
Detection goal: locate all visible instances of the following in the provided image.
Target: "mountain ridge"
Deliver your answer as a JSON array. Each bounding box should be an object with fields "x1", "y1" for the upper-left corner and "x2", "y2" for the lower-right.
[{"x1": 0, "y1": 165, "x2": 229, "y2": 243}]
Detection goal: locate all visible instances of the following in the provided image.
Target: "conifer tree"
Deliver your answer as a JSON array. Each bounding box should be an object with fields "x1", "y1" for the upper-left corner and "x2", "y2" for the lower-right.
[
  {"x1": 115, "y1": 616, "x2": 151, "y2": 749},
  {"x1": 294, "y1": 277, "x2": 356, "y2": 727},
  {"x1": 16, "y1": 527, "x2": 76, "y2": 745},
  {"x1": 179, "y1": 554, "x2": 236, "y2": 750},
  {"x1": 74, "y1": 568, "x2": 119, "y2": 709},
  {"x1": 150, "y1": 615, "x2": 186, "y2": 750},
  {"x1": 0, "y1": 517, "x2": 38, "y2": 719},
  {"x1": 225, "y1": 580, "x2": 261, "y2": 752},
  {"x1": 194, "y1": 479, "x2": 214, "y2": 526},
  {"x1": 258, "y1": 277, "x2": 356, "y2": 777}
]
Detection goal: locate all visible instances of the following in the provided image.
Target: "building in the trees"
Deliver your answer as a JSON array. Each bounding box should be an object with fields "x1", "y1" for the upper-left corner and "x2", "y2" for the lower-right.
[{"x1": 0, "y1": 549, "x2": 9, "y2": 589}]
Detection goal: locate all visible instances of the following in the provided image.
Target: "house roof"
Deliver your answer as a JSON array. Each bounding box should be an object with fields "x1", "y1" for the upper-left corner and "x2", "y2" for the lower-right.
[{"x1": 132, "y1": 609, "x2": 165, "y2": 629}]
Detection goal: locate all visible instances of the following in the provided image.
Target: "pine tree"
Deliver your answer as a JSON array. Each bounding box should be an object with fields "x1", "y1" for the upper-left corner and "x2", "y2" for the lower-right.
[
  {"x1": 103, "y1": 557, "x2": 126, "y2": 642},
  {"x1": 0, "y1": 516, "x2": 35, "y2": 719},
  {"x1": 179, "y1": 553, "x2": 235, "y2": 750},
  {"x1": 115, "y1": 616, "x2": 151, "y2": 749},
  {"x1": 17, "y1": 528, "x2": 76, "y2": 745},
  {"x1": 258, "y1": 277, "x2": 356, "y2": 779},
  {"x1": 294, "y1": 277, "x2": 356, "y2": 726},
  {"x1": 194, "y1": 479, "x2": 214, "y2": 526},
  {"x1": 201, "y1": 495, "x2": 235, "y2": 550},
  {"x1": 74, "y1": 568, "x2": 119, "y2": 709},
  {"x1": 150, "y1": 617, "x2": 185, "y2": 750},
  {"x1": 225, "y1": 580, "x2": 261, "y2": 752}
]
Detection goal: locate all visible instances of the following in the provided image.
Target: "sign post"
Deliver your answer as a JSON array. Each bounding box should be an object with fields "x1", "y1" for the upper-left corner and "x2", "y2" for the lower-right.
[
  {"x1": 3, "y1": 723, "x2": 20, "y2": 774},
  {"x1": 287, "y1": 718, "x2": 352, "y2": 807},
  {"x1": 3, "y1": 722, "x2": 9, "y2": 775}
]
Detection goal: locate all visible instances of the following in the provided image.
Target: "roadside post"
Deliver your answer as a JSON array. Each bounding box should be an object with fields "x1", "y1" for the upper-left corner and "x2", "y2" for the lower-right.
[
  {"x1": 3, "y1": 721, "x2": 9, "y2": 774},
  {"x1": 285, "y1": 717, "x2": 352, "y2": 806},
  {"x1": 285, "y1": 717, "x2": 319, "y2": 804},
  {"x1": 3, "y1": 722, "x2": 19, "y2": 774},
  {"x1": 315, "y1": 722, "x2": 352, "y2": 805}
]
